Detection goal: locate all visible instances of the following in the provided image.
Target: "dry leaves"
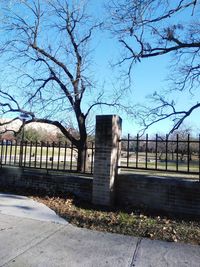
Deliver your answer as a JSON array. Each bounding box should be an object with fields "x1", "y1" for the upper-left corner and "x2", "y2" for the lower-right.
[{"x1": 32, "y1": 195, "x2": 200, "y2": 245}]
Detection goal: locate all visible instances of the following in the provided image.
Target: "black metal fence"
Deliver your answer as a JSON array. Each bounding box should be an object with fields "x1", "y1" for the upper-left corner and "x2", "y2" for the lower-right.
[
  {"x1": 119, "y1": 134, "x2": 200, "y2": 178},
  {"x1": 2, "y1": 133, "x2": 200, "y2": 178},
  {"x1": 0, "y1": 140, "x2": 95, "y2": 174}
]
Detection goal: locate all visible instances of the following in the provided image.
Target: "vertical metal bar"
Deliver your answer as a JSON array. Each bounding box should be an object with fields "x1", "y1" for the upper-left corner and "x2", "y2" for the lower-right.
[
  {"x1": 91, "y1": 142, "x2": 94, "y2": 174},
  {"x1": 165, "y1": 134, "x2": 168, "y2": 171},
  {"x1": 61, "y1": 143, "x2": 64, "y2": 171},
  {"x1": 9, "y1": 141, "x2": 13, "y2": 165},
  {"x1": 2, "y1": 141, "x2": 5, "y2": 165},
  {"x1": 176, "y1": 134, "x2": 179, "y2": 172},
  {"x1": 57, "y1": 142, "x2": 61, "y2": 170},
  {"x1": 19, "y1": 141, "x2": 22, "y2": 167},
  {"x1": 83, "y1": 143, "x2": 87, "y2": 173},
  {"x1": 187, "y1": 134, "x2": 190, "y2": 173},
  {"x1": 63, "y1": 142, "x2": 67, "y2": 170},
  {"x1": 0, "y1": 140, "x2": 4, "y2": 165},
  {"x1": 127, "y1": 134, "x2": 130, "y2": 167},
  {"x1": 19, "y1": 140, "x2": 23, "y2": 167},
  {"x1": 70, "y1": 143, "x2": 73, "y2": 170},
  {"x1": 51, "y1": 142, "x2": 55, "y2": 169},
  {"x1": 24, "y1": 141, "x2": 28, "y2": 167},
  {"x1": 136, "y1": 134, "x2": 139, "y2": 168},
  {"x1": 14, "y1": 141, "x2": 17, "y2": 165},
  {"x1": 34, "y1": 142, "x2": 38, "y2": 168},
  {"x1": 40, "y1": 142, "x2": 43, "y2": 168},
  {"x1": 145, "y1": 134, "x2": 148, "y2": 169},
  {"x1": 0, "y1": 141, "x2": 1, "y2": 165},
  {"x1": 29, "y1": 142, "x2": 32, "y2": 167},
  {"x1": 155, "y1": 134, "x2": 158, "y2": 170},
  {"x1": 5, "y1": 141, "x2": 8, "y2": 165},
  {"x1": 199, "y1": 134, "x2": 200, "y2": 181},
  {"x1": 46, "y1": 142, "x2": 49, "y2": 169}
]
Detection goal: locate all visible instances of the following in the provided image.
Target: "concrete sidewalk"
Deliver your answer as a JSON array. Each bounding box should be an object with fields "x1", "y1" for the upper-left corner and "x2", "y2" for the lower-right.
[
  {"x1": 0, "y1": 194, "x2": 200, "y2": 267},
  {"x1": 0, "y1": 193, "x2": 67, "y2": 225}
]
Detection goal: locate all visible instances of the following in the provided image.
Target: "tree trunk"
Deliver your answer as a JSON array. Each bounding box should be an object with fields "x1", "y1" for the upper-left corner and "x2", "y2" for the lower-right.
[
  {"x1": 77, "y1": 144, "x2": 88, "y2": 172},
  {"x1": 73, "y1": 103, "x2": 88, "y2": 172}
]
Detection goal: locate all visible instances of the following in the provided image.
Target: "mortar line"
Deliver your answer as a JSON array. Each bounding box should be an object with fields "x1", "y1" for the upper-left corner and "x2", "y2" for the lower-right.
[{"x1": 0, "y1": 224, "x2": 66, "y2": 267}]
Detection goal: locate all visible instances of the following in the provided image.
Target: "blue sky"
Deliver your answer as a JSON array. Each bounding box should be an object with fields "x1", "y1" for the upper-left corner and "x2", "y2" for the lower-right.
[
  {"x1": 1, "y1": 0, "x2": 200, "y2": 137},
  {"x1": 89, "y1": 0, "x2": 200, "y2": 136},
  {"x1": 92, "y1": 32, "x2": 200, "y2": 136}
]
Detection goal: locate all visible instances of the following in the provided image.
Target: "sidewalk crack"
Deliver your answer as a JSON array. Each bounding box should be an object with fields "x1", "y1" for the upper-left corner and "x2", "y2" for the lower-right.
[
  {"x1": 130, "y1": 237, "x2": 142, "y2": 267},
  {"x1": 0, "y1": 225, "x2": 66, "y2": 267}
]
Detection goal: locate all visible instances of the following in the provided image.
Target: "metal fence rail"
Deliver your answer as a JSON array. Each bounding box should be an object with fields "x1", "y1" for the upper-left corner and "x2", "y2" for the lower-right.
[
  {"x1": 0, "y1": 140, "x2": 94, "y2": 174},
  {"x1": 2, "y1": 133, "x2": 200, "y2": 177},
  {"x1": 119, "y1": 134, "x2": 200, "y2": 178}
]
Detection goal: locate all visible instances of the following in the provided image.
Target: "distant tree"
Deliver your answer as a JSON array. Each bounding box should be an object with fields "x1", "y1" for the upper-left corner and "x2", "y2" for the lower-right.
[
  {"x1": 1, "y1": 131, "x2": 15, "y2": 141},
  {"x1": 148, "y1": 128, "x2": 196, "y2": 162},
  {"x1": 18, "y1": 127, "x2": 41, "y2": 143},
  {"x1": 56, "y1": 132, "x2": 70, "y2": 144},
  {"x1": 169, "y1": 127, "x2": 193, "y2": 161},
  {"x1": 108, "y1": 0, "x2": 200, "y2": 132}
]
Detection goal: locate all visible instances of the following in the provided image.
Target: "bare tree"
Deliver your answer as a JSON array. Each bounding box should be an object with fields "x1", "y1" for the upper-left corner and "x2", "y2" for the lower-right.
[
  {"x1": 169, "y1": 127, "x2": 194, "y2": 161},
  {"x1": 0, "y1": 0, "x2": 121, "y2": 172},
  {"x1": 108, "y1": 0, "x2": 200, "y2": 132}
]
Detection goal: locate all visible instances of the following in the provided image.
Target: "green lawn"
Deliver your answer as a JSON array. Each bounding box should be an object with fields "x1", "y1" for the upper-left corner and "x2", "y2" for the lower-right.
[
  {"x1": 0, "y1": 144, "x2": 93, "y2": 172},
  {"x1": 120, "y1": 153, "x2": 200, "y2": 174},
  {"x1": 1, "y1": 144, "x2": 199, "y2": 175}
]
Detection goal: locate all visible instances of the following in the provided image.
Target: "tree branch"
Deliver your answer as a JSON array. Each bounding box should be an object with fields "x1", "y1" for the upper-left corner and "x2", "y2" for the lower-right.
[
  {"x1": 24, "y1": 118, "x2": 79, "y2": 146},
  {"x1": 31, "y1": 44, "x2": 75, "y2": 84}
]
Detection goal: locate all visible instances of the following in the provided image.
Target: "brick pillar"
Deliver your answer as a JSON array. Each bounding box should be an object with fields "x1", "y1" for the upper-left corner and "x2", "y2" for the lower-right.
[{"x1": 92, "y1": 115, "x2": 122, "y2": 206}]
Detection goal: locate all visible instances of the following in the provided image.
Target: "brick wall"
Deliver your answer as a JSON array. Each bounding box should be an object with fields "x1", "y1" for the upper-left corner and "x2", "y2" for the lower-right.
[
  {"x1": 0, "y1": 167, "x2": 92, "y2": 201},
  {"x1": 116, "y1": 173, "x2": 200, "y2": 218},
  {"x1": 1, "y1": 167, "x2": 200, "y2": 219},
  {"x1": 1, "y1": 114, "x2": 200, "y2": 219}
]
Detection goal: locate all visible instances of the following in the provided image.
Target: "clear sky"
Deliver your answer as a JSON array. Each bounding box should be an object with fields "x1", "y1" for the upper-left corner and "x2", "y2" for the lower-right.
[
  {"x1": 1, "y1": 0, "x2": 200, "y2": 137},
  {"x1": 89, "y1": 0, "x2": 200, "y2": 136}
]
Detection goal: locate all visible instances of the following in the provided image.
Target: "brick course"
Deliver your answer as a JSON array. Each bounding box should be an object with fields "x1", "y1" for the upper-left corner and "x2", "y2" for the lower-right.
[
  {"x1": 116, "y1": 173, "x2": 200, "y2": 218},
  {"x1": 0, "y1": 167, "x2": 92, "y2": 201}
]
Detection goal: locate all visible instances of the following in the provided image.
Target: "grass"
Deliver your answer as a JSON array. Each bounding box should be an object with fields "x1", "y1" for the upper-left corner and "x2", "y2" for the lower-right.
[
  {"x1": 1, "y1": 144, "x2": 200, "y2": 175},
  {"x1": 0, "y1": 144, "x2": 93, "y2": 173},
  {"x1": 120, "y1": 168, "x2": 199, "y2": 180},
  {"x1": 0, "y1": 144, "x2": 78, "y2": 158},
  {"x1": 120, "y1": 159, "x2": 200, "y2": 172}
]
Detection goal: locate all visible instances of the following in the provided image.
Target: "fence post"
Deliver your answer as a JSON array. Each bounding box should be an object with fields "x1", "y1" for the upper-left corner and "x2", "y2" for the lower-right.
[{"x1": 92, "y1": 115, "x2": 122, "y2": 206}]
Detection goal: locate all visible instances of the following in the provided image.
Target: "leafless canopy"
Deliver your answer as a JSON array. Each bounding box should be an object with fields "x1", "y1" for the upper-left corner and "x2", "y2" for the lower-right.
[
  {"x1": 0, "y1": 0, "x2": 122, "y2": 171},
  {"x1": 108, "y1": 0, "x2": 200, "y2": 132}
]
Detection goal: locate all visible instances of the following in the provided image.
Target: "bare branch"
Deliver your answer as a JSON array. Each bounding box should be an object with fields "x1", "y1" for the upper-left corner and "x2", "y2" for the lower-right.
[
  {"x1": 135, "y1": 92, "x2": 200, "y2": 135},
  {"x1": 24, "y1": 118, "x2": 79, "y2": 146},
  {"x1": 108, "y1": 0, "x2": 200, "y2": 132},
  {"x1": 31, "y1": 43, "x2": 75, "y2": 84}
]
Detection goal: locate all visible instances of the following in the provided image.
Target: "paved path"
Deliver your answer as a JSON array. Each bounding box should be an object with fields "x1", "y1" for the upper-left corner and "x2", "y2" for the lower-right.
[
  {"x1": 0, "y1": 193, "x2": 200, "y2": 267},
  {"x1": 0, "y1": 193, "x2": 67, "y2": 224}
]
